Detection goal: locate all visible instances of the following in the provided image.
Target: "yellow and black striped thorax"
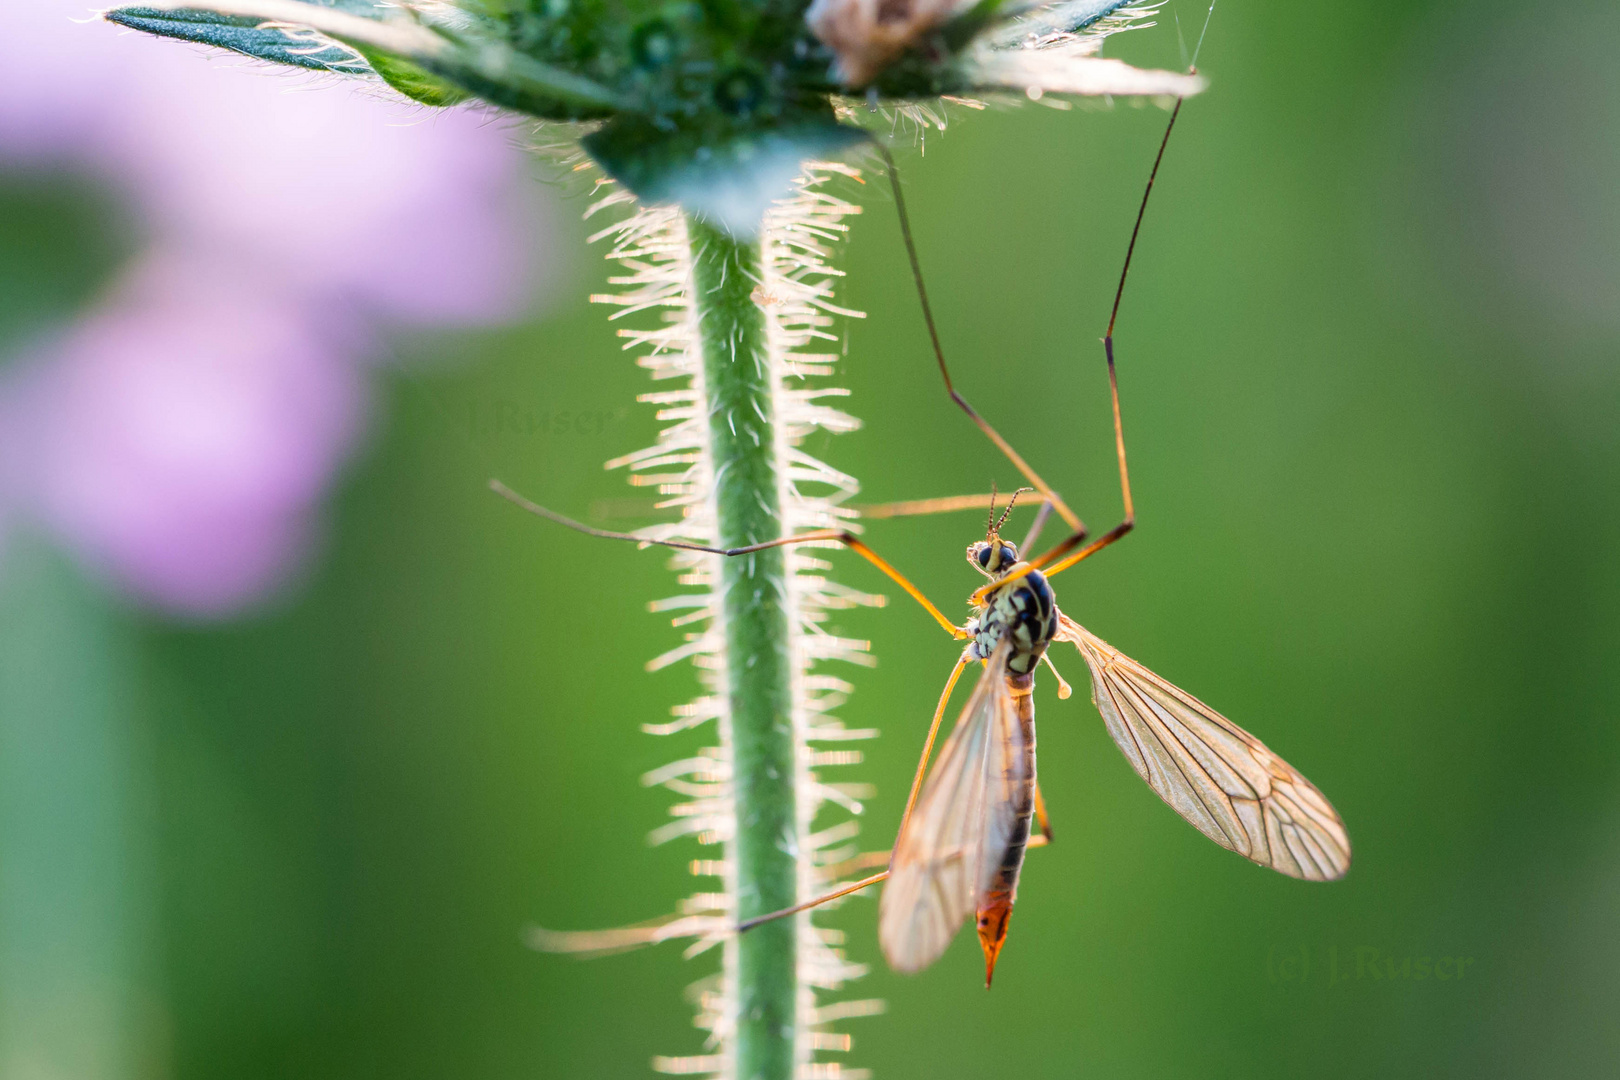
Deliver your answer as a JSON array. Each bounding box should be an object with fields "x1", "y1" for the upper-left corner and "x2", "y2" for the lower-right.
[{"x1": 969, "y1": 567, "x2": 1059, "y2": 675}]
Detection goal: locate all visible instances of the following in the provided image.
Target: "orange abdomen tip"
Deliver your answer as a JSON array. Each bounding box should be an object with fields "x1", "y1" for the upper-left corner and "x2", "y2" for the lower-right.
[{"x1": 975, "y1": 893, "x2": 1015, "y2": 988}]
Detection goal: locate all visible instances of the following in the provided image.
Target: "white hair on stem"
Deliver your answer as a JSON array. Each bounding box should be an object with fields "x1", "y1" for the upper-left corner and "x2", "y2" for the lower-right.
[{"x1": 579, "y1": 167, "x2": 885, "y2": 1080}]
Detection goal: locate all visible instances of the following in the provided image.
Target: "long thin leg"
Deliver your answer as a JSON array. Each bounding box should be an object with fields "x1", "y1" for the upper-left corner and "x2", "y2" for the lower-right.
[
  {"x1": 1030, "y1": 784, "x2": 1053, "y2": 847},
  {"x1": 878, "y1": 144, "x2": 1085, "y2": 535},
  {"x1": 856, "y1": 493, "x2": 1006, "y2": 519},
  {"x1": 1025, "y1": 95, "x2": 1189, "y2": 580},
  {"x1": 491, "y1": 480, "x2": 966, "y2": 639},
  {"x1": 737, "y1": 652, "x2": 973, "y2": 933},
  {"x1": 817, "y1": 848, "x2": 892, "y2": 878},
  {"x1": 900, "y1": 654, "x2": 971, "y2": 834},
  {"x1": 529, "y1": 911, "x2": 716, "y2": 955},
  {"x1": 740, "y1": 734, "x2": 1059, "y2": 934},
  {"x1": 1018, "y1": 498, "x2": 1056, "y2": 556},
  {"x1": 736, "y1": 871, "x2": 890, "y2": 932},
  {"x1": 857, "y1": 493, "x2": 1079, "y2": 558}
]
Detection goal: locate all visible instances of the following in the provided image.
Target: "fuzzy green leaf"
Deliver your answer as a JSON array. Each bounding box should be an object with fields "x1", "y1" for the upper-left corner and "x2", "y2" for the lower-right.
[
  {"x1": 107, "y1": 0, "x2": 624, "y2": 120},
  {"x1": 104, "y1": 2, "x2": 388, "y2": 74},
  {"x1": 358, "y1": 48, "x2": 470, "y2": 106}
]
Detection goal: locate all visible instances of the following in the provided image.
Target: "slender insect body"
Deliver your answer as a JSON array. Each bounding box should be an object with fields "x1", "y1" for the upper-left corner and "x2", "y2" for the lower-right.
[{"x1": 974, "y1": 673, "x2": 1037, "y2": 986}]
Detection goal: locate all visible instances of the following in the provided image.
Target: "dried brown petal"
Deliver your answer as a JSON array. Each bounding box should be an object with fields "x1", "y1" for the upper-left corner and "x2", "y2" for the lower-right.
[{"x1": 805, "y1": 0, "x2": 966, "y2": 86}]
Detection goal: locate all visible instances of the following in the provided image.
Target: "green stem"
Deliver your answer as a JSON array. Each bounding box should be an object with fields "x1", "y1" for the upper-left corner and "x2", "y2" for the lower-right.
[{"x1": 687, "y1": 214, "x2": 797, "y2": 1080}]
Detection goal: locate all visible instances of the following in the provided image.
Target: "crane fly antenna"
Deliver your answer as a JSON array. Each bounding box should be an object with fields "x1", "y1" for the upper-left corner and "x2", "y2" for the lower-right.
[
  {"x1": 995, "y1": 487, "x2": 1034, "y2": 534},
  {"x1": 986, "y1": 480, "x2": 999, "y2": 535}
]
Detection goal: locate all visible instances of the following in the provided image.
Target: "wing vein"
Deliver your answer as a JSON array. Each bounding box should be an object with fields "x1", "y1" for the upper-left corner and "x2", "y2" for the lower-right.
[{"x1": 1056, "y1": 613, "x2": 1350, "y2": 880}]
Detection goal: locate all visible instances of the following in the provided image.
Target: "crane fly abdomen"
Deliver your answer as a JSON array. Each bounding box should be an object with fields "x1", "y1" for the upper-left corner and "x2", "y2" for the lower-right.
[{"x1": 975, "y1": 672, "x2": 1037, "y2": 987}]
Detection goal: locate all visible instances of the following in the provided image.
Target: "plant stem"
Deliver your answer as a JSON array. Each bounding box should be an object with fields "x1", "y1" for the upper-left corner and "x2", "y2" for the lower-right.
[{"x1": 686, "y1": 214, "x2": 797, "y2": 1080}]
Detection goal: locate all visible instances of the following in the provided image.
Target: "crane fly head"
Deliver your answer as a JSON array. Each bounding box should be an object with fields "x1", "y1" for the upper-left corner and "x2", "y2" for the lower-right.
[
  {"x1": 967, "y1": 537, "x2": 1019, "y2": 578},
  {"x1": 967, "y1": 486, "x2": 1032, "y2": 577}
]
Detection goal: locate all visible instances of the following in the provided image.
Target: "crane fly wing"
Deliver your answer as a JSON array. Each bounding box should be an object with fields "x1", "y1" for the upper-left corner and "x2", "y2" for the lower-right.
[
  {"x1": 879, "y1": 640, "x2": 1029, "y2": 973},
  {"x1": 1056, "y1": 614, "x2": 1350, "y2": 881}
]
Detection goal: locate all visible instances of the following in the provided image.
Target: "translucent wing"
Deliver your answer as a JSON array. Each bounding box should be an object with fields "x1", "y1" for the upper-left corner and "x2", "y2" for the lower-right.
[
  {"x1": 879, "y1": 641, "x2": 1030, "y2": 973},
  {"x1": 1056, "y1": 614, "x2": 1351, "y2": 880}
]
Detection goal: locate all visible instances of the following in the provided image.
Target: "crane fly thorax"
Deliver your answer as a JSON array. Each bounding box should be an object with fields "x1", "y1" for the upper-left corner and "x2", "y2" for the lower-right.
[{"x1": 967, "y1": 566, "x2": 1058, "y2": 676}]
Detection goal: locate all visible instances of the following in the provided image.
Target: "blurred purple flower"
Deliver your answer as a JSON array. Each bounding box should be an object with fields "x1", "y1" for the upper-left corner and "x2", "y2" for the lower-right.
[{"x1": 0, "y1": 2, "x2": 561, "y2": 617}]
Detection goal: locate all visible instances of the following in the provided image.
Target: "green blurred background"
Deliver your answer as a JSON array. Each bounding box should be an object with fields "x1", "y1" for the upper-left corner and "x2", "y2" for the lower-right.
[{"x1": 5, "y1": 0, "x2": 1620, "y2": 1076}]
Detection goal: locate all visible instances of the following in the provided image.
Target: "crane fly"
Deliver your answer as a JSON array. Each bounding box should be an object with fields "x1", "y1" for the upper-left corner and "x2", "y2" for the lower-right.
[
  {"x1": 872, "y1": 490, "x2": 1348, "y2": 984},
  {"x1": 693, "y1": 480, "x2": 1350, "y2": 986},
  {"x1": 498, "y1": 90, "x2": 1350, "y2": 986}
]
